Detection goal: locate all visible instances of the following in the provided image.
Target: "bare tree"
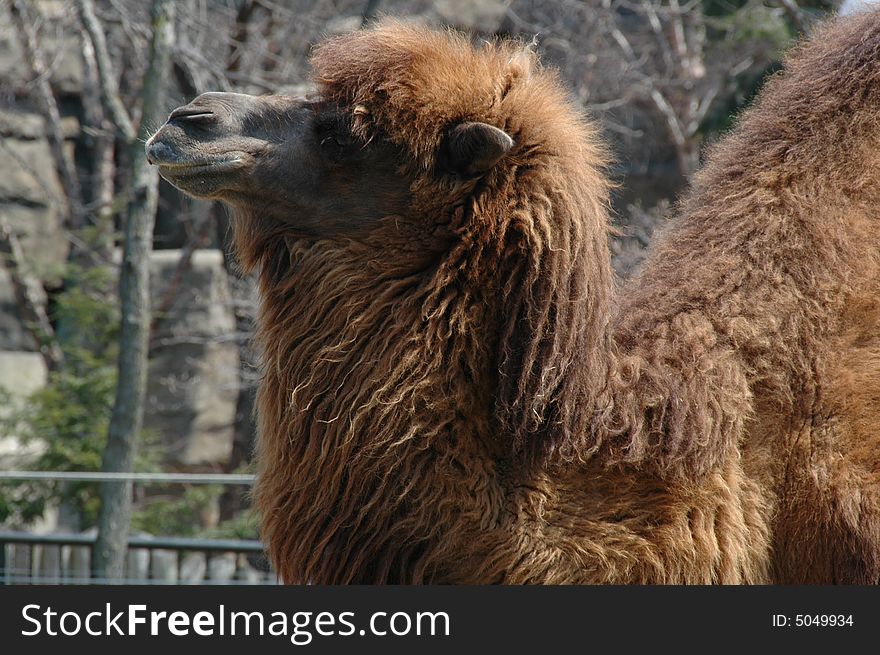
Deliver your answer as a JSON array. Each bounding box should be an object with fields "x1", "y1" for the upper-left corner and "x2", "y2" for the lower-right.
[
  {"x1": 80, "y1": 29, "x2": 118, "y2": 260},
  {"x1": 602, "y1": 0, "x2": 748, "y2": 179},
  {"x1": 79, "y1": 0, "x2": 175, "y2": 580},
  {"x1": 4, "y1": 0, "x2": 89, "y2": 370},
  {"x1": 0, "y1": 215, "x2": 64, "y2": 369},
  {"x1": 8, "y1": 0, "x2": 84, "y2": 225}
]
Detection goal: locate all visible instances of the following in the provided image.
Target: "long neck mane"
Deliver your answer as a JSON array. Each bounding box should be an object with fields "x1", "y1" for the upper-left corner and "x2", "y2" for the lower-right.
[
  {"x1": 249, "y1": 223, "x2": 511, "y2": 582},
  {"x1": 242, "y1": 141, "x2": 622, "y2": 582}
]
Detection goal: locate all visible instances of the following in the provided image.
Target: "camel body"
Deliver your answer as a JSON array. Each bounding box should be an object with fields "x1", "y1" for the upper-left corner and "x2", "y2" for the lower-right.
[{"x1": 147, "y1": 14, "x2": 880, "y2": 583}]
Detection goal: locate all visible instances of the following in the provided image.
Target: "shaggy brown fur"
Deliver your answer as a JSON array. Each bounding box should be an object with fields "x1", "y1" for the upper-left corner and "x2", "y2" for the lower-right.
[
  {"x1": 147, "y1": 14, "x2": 880, "y2": 583},
  {"x1": 617, "y1": 12, "x2": 880, "y2": 582}
]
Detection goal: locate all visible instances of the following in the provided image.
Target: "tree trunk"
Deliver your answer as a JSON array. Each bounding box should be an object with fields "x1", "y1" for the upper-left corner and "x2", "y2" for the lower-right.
[{"x1": 87, "y1": 0, "x2": 175, "y2": 581}]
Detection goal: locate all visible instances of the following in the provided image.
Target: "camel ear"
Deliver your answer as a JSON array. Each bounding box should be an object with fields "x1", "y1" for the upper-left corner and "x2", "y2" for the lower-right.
[{"x1": 441, "y1": 122, "x2": 513, "y2": 175}]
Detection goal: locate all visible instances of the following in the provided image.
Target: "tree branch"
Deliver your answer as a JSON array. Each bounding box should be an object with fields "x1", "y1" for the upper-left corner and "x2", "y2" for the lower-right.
[
  {"x1": 227, "y1": 0, "x2": 260, "y2": 75},
  {"x1": 76, "y1": 0, "x2": 136, "y2": 141},
  {"x1": 9, "y1": 0, "x2": 84, "y2": 227},
  {"x1": 779, "y1": 0, "x2": 808, "y2": 34},
  {"x1": 80, "y1": 25, "x2": 117, "y2": 259},
  {"x1": 0, "y1": 215, "x2": 64, "y2": 371}
]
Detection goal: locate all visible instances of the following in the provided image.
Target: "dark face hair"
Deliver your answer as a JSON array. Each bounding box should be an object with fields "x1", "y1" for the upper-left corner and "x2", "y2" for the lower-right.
[
  {"x1": 146, "y1": 92, "x2": 513, "y2": 238},
  {"x1": 146, "y1": 92, "x2": 415, "y2": 236}
]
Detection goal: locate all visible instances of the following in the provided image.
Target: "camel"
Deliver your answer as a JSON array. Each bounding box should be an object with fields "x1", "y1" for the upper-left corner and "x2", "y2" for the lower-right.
[{"x1": 145, "y1": 13, "x2": 880, "y2": 583}]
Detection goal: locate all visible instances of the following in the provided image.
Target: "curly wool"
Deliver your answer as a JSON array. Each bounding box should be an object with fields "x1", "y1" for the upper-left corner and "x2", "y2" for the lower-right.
[{"x1": 236, "y1": 15, "x2": 880, "y2": 583}]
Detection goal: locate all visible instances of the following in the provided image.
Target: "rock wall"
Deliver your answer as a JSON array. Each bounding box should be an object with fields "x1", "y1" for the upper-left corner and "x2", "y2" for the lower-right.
[
  {"x1": 146, "y1": 250, "x2": 239, "y2": 469},
  {"x1": 0, "y1": 351, "x2": 48, "y2": 466},
  {"x1": 0, "y1": 2, "x2": 242, "y2": 472},
  {"x1": 0, "y1": 109, "x2": 74, "y2": 282}
]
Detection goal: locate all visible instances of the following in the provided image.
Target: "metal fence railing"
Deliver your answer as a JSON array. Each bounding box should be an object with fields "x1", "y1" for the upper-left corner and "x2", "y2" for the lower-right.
[
  {"x1": 0, "y1": 471, "x2": 255, "y2": 484},
  {"x1": 0, "y1": 530, "x2": 277, "y2": 584},
  {"x1": 0, "y1": 471, "x2": 277, "y2": 584}
]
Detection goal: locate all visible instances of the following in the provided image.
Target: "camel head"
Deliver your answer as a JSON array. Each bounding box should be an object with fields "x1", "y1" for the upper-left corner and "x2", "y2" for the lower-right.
[
  {"x1": 147, "y1": 23, "x2": 612, "y2": 461},
  {"x1": 146, "y1": 90, "x2": 514, "y2": 239},
  {"x1": 147, "y1": 91, "x2": 407, "y2": 236}
]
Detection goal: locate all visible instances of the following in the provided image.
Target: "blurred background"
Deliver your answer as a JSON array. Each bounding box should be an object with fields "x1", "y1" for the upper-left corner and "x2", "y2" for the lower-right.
[{"x1": 0, "y1": 0, "x2": 849, "y2": 582}]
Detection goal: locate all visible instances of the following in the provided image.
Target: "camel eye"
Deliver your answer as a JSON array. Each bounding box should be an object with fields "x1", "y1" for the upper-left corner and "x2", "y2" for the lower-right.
[
  {"x1": 320, "y1": 134, "x2": 351, "y2": 148},
  {"x1": 315, "y1": 112, "x2": 354, "y2": 151}
]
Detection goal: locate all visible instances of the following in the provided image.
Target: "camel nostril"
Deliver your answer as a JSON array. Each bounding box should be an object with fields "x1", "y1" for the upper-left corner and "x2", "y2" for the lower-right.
[
  {"x1": 168, "y1": 107, "x2": 216, "y2": 124},
  {"x1": 146, "y1": 140, "x2": 177, "y2": 165}
]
